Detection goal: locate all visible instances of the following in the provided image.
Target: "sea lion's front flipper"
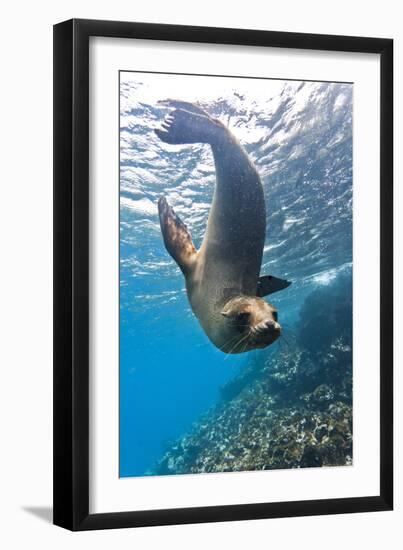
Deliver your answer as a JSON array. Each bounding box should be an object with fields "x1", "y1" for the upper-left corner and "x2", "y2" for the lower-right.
[
  {"x1": 158, "y1": 196, "x2": 197, "y2": 275},
  {"x1": 256, "y1": 275, "x2": 291, "y2": 297}
]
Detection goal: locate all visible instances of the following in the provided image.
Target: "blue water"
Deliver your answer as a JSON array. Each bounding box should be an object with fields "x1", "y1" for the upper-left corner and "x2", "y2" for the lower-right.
[{"x1": 119, "y1": 73, "x2": 352, "y2": 477}]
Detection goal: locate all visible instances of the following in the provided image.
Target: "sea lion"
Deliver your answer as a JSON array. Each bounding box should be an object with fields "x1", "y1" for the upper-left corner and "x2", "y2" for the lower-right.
[{"x1": 155, "y1": 99, "x2": 290, "y2": 354}]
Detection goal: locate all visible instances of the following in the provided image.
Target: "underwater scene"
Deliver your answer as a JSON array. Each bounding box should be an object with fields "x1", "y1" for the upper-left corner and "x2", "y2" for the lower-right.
[{"x1": 119, "y1": 72, "x2": 353, "y2": 477}]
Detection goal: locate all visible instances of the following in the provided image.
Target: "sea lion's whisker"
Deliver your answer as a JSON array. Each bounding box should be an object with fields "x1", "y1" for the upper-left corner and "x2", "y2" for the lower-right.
[
  {"x1": 223, "y1": 336, "x2": 245, "y2": 358},
  {"x1": 223, "y1": 329, "x2": 249, "y2": 347},
  {"x1": 242, "y1": 331, "x2": 253, "y2": 355},
  {"x1": 281, "y1": 332, "x2": 293, "y2": 350},
  {"x1": 220, "y1": 332, "x2": 245, "y2": 352},
  {"x1": 240, "y1": 337, "x2": 250, "y2": 355},
  {"x1": 278, "y1": 338, "x2": 285, "y2": 351},
  {"x1": 224, "y1": 331, "x2": 251, "y2": 358},
  {"x1": 219, "y1": 335, "x2": 245, "y2": 357}
]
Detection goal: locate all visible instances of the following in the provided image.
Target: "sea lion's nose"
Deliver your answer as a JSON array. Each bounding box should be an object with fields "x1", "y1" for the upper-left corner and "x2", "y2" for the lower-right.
[
  {"x1": 265, "y1": 319, "x2": 281, "y2": 333},
  {"x1": 254, "y1": 319, "x2": 281, "y2": 335}
]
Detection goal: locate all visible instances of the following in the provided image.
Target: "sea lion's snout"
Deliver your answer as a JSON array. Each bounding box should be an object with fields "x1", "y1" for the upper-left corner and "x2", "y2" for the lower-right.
[
  {"x1": 254, "y1": 318, "x2": 281, "y2": 335},
  {"x1": 251, "y1": 318, "x2": 281, "y2": 346}
]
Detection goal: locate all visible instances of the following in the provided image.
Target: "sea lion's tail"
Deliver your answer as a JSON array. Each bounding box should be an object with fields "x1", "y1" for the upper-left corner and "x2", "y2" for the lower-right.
[{"x1": 155, "y1": 99, "x2": 225, "y2": 145}]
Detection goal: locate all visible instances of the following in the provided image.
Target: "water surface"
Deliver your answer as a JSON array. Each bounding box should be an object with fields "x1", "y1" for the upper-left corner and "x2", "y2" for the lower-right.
[{"x1": 119, "y1": 72, "x2": 352, "y2": 477}]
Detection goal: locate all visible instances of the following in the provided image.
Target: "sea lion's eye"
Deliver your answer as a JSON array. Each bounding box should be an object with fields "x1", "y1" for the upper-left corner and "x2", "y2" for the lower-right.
[
  {"x1": 272, "y1": 311, "x2": 278, "y2": 322},
  {"x1": 235, "y1": 312, "x2": 250, "y2": 322}
]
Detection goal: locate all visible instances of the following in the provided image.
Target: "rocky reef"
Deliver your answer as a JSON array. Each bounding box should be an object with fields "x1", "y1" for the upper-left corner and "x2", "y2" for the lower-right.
[{"x1": 153, "y1": 273, "x2": 353, "y2": 475}]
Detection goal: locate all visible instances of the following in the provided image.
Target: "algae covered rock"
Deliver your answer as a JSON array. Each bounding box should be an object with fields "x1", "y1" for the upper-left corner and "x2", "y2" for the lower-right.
[{"x1": 152, "y1": 273, "x2": 353, "y2": 476}]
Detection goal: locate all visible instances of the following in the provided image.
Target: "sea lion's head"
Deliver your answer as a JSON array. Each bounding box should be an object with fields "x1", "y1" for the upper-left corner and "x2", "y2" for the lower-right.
[{"x1": 220, "y1": 295, "x2": 281, "y2": 353}]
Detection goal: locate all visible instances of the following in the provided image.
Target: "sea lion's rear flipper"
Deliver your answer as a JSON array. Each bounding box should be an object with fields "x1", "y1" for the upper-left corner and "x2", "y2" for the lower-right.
[
  {"x1": 157, "y1": 99, "x2": 209, "y2": 117},
  {"x1": 158, "y1": 196, "x2": 197, "y2": 275},
  {"x1": 155, "y1": 100, "x2": 224, "y2": 145},
  {"x1": 256, "y1": 275, "x2": 291, "y2": 297}
]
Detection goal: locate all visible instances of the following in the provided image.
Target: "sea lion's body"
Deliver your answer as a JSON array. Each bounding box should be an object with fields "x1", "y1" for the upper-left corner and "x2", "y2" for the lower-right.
[
  {"x1": 156, "y1": 100, "x2": 290, "y2": 353},
  {"x1": 185, "y1": 130, "x2": 265, "y2": 349}
]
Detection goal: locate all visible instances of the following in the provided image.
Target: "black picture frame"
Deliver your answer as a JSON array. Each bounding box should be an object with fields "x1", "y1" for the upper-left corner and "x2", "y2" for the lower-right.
[{"x1": 53, "y1": 18, "x2": 393, "y2": 531}]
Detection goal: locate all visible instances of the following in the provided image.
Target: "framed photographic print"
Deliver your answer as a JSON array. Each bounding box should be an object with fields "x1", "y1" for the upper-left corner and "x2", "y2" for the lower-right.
[{"x1": 53, "y1": 19, "x2": 393, "y2": 530}]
